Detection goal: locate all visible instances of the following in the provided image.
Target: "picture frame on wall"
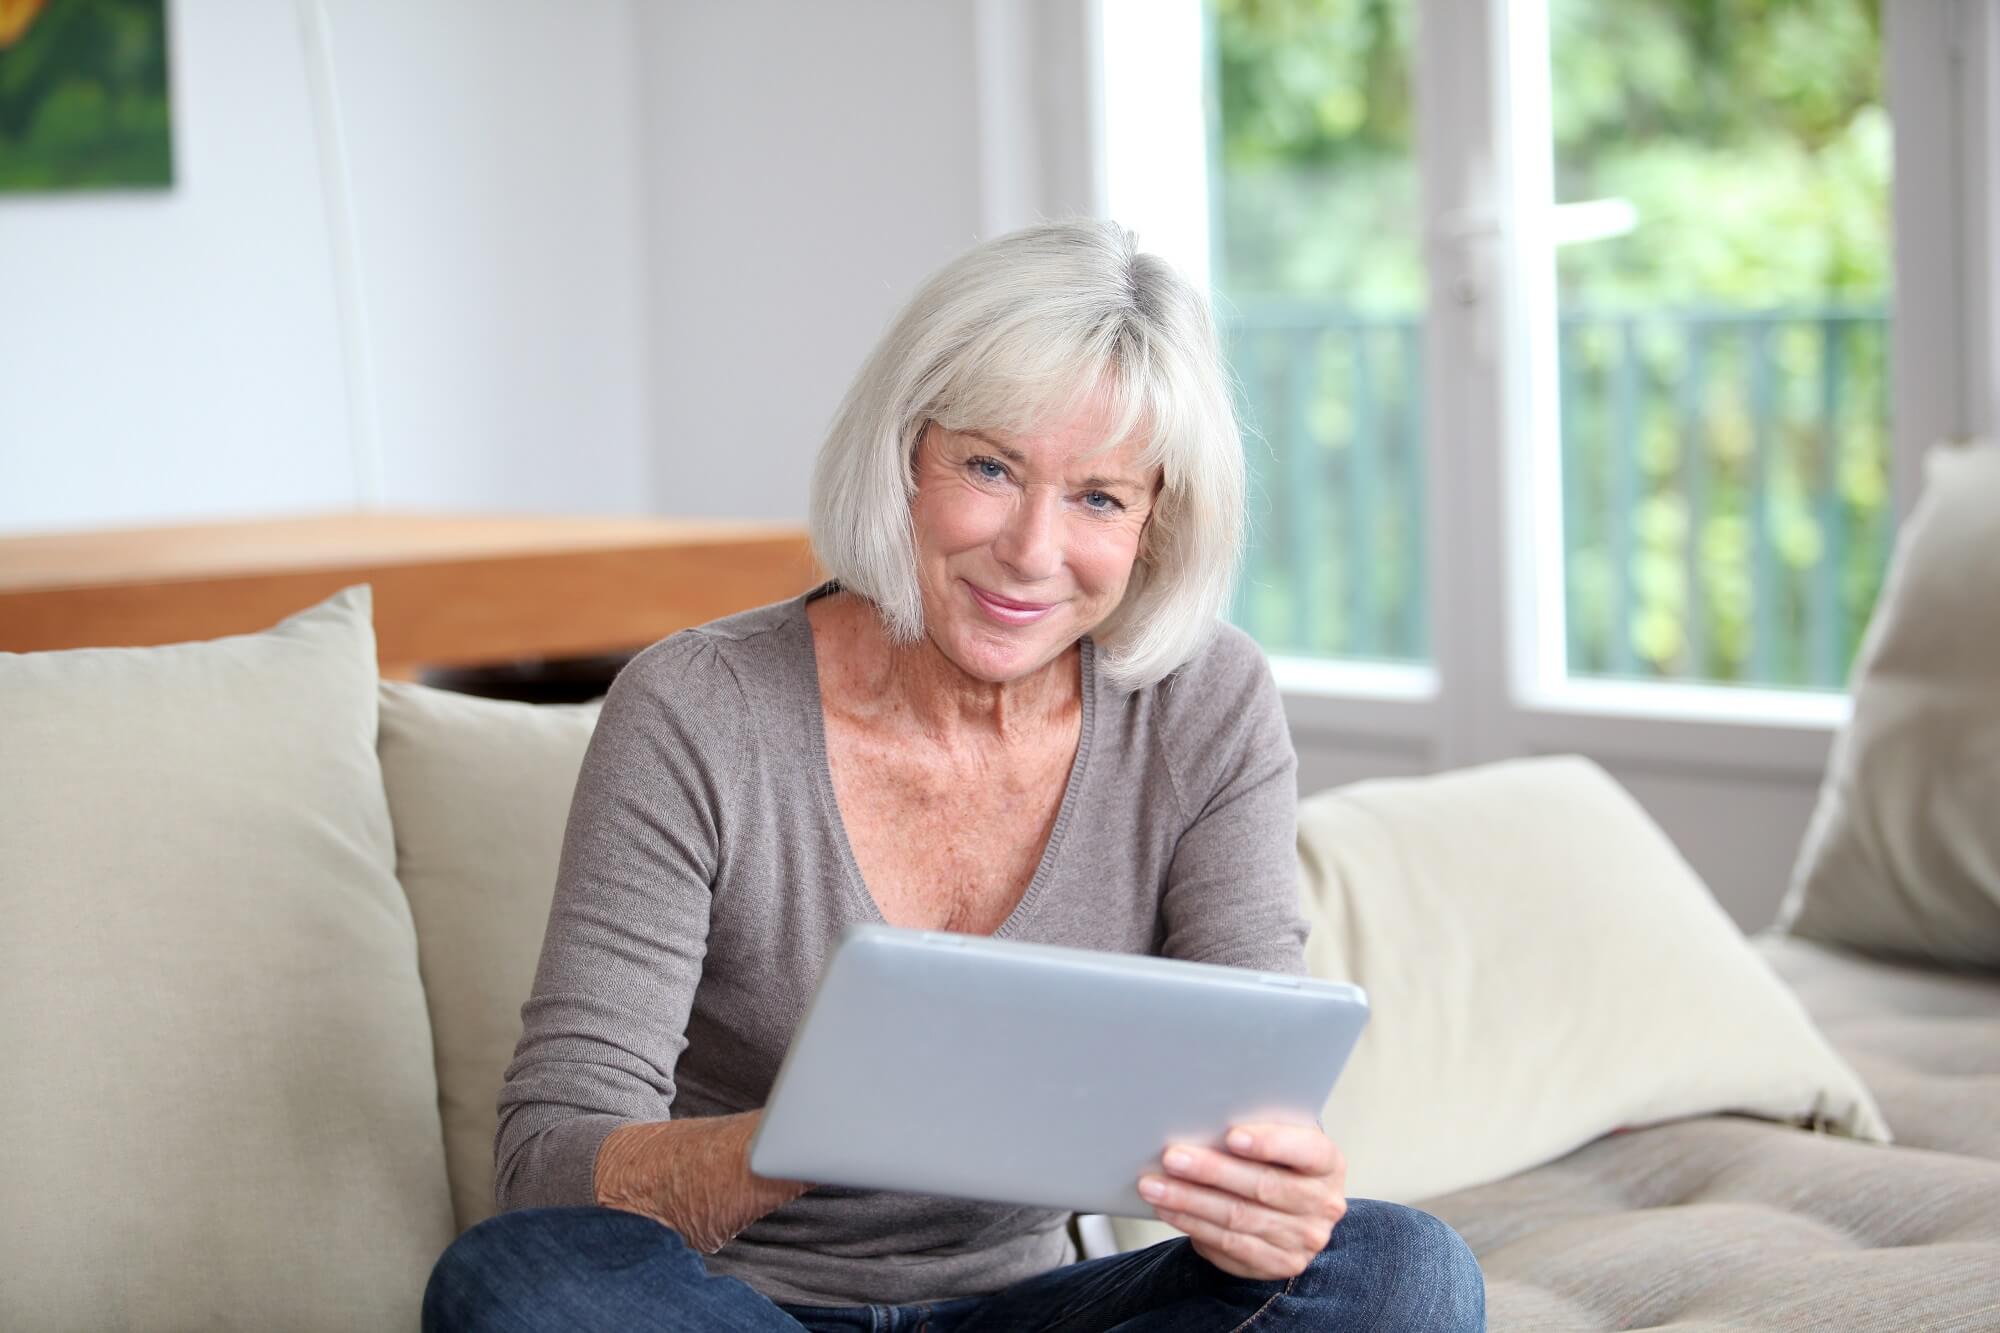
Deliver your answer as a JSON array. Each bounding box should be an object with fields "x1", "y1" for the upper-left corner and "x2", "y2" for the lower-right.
[{"x1": 0, "y1": 0, "x2": 174, "y2": 192}]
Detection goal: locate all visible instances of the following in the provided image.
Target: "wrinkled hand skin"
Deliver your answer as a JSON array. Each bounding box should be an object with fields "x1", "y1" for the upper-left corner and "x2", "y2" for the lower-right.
[{"x1": 593, "y1": 1111, "x2": 812, "y2": 1254}]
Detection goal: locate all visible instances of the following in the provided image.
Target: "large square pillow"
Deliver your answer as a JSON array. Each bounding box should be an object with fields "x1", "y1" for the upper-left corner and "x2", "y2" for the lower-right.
[
  {"x1": 0, "y1": 585, "x2": 456, "y2": 1331},
  {"x1": 1109, "y1": 755, "x2": 1887, "y2": 1251},
  {"x1": 1776, "y1": 441, "x2": 2000, "y2": 970},
  {"x1": 376, "y1": 679, "x2": 603, "y2": 1233}
]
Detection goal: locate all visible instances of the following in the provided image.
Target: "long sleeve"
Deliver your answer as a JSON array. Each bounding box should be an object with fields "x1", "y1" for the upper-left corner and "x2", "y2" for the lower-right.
[
  {"x1": 493, "y1": 633, "x2": 746, "y2": 1212},
  {"x1": 1153, "y1": 624, "x2": 1310, "y2": 975}
]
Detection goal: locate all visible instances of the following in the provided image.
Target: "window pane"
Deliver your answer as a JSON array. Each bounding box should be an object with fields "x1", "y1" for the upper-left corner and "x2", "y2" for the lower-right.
[
  {"x1": 1549, "y1": 0, "x2": 1892, "y2": 690},
  {"x1": 1206, "y1": 0, "x2": 1427, "y2": 663}
]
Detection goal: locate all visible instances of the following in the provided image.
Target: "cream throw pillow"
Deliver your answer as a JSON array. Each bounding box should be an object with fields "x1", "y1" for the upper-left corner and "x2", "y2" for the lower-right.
[
  {"x1": 377, "y1": 679, "x2": 604, "y2": 1233},
  {"x1": 1109, "y1": 755, "x2": 1887, "y2": 1250},
  {"x1": 0, "y1": 585, "x2": 456, "y2": 1331},
  {"x1": 1776, "y1": 441, "x2": 2000, "y2": 970}
]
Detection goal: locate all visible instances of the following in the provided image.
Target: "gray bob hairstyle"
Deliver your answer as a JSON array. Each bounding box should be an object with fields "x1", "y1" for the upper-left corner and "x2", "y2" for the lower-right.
[{"x1": 807, "y1": 218, "x2": 1245, "y2": 693}]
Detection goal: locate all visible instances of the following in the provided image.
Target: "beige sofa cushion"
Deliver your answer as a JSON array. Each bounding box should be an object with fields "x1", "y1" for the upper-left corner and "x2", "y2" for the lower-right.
[
  {"x1": 1776, "y1": 441, "x2": 2000, "y2": 971},
  {"x1": 1109, "y1": 755, "x2": 1887, "y2": 1251},
  {"x1": 0, "y1": 585, "x2": 456, "y2": 1332},
  {"x1": 377, "y1": 679, "x2": 603, "y2": 1232}
]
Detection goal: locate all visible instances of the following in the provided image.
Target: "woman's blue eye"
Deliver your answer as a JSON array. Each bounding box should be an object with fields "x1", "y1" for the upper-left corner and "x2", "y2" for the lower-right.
[
  {"x1": 1084, "y1": 491, "x2": 1124, "y2": 512},
  {"x1": 972, "y1": 458, "x2": 1008, "y2": 481}
]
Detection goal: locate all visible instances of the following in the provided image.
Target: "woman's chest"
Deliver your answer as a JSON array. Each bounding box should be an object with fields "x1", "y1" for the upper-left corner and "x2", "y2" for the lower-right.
[
  {"x1": 678, "y1": 720, "x2": 1179, "y2": 1110},
  {"x1": 823, "y1": 725, "x2": 1076, "y2": 935}
]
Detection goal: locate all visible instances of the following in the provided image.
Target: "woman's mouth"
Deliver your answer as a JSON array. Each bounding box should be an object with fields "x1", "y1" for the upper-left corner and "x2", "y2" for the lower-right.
[{"x1": 966, "y1": 582, "x2": 1057, "y2": 626}]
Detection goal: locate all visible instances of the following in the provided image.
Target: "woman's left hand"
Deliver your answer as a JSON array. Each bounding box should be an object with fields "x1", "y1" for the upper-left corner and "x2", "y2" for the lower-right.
[{"x1": 1137, "y1": 1121, "x2": 1348, "y2": 1280}]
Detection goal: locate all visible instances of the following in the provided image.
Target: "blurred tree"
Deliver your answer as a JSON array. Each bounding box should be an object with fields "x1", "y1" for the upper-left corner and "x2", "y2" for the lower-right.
[{"x1": 1211, "y1": 0, "x2": 1884, "y2": 306}]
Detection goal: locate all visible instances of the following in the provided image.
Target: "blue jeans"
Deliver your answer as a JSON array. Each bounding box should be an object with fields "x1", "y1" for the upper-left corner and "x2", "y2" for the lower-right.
[{"x1": 423, "y1": 1199, "x2": 1486, "y2": 1331}]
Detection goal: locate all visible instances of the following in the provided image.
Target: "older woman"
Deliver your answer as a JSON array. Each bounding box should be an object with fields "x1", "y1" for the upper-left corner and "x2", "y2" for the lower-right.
[{"x1": 424, "y1": 220, "x2": 1485, "y2": 1331}]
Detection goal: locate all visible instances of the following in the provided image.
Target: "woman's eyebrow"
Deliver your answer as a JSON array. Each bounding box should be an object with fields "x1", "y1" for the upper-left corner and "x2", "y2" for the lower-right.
[
  {"x1": 961, "y1": 429, "x2": 1026, "y2": 462},
  {"x1": 961, "y1": 429, "x2": 1145, "y2": 491}
]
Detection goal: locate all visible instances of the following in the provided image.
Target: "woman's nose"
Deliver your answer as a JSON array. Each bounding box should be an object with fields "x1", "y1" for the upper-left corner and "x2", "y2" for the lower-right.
[{"x1": 992, "y1": 488, "x2": 1063, "y2": 582}]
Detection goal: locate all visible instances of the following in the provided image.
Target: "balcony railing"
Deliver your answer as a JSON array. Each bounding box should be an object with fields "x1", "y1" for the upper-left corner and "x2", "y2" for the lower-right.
[{"x1": 1223, "y1": 302, "x2": 1893, "y2": 691}]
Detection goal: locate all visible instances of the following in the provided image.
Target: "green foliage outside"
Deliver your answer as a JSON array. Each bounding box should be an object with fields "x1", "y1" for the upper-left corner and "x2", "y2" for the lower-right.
[
  {"x1": 1212, "y1": 0, "x2": 1892, "y2": 690},
  {"x1": 0, "y1": 0, "x2": 173, "y2": 191}
]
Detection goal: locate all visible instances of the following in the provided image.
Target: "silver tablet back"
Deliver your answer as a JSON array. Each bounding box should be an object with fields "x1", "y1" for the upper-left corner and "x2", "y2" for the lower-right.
[{"x1": 749, "y1": 924, "x2": 1369, "y2": 1217}]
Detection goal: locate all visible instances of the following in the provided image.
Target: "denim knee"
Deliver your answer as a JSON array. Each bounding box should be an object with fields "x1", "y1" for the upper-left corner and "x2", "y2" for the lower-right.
[
  {"x1": 422, "y1": 1206, "x2": 699, "y2": 1332},
  {"x1": 1301, "y1": 1198, "x2": 1486, "y2": 1333},
  {"x1": 432, "y1": 1206, "x2": 691, "y2": 1279}
]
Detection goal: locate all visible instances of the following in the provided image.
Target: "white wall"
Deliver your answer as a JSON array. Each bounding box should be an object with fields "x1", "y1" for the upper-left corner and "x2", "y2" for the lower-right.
[
  {"x1": 325, "y1": 0, "x2": 651, "y2": 515},
  {"x1": 633, "y1": 1, "x2": 982, "y2": 521},
  {"x1": 0, "y1": 0, "x2": 652, "y2": 534},
  {"x1": 0, "y1": 0, "x2": 354, "y2": 530},
  {"x1": 631, "y1": 0, "x2": 1100, "y2": 521},
  {"x1": 0, "y1": 0, "x2": 1099, "y2": 533}
]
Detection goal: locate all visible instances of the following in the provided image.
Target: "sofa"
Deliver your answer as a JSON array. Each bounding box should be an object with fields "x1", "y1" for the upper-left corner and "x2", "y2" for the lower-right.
[{"x1": 4, "y1": 447, "x2": 1995, "y2": 1331}]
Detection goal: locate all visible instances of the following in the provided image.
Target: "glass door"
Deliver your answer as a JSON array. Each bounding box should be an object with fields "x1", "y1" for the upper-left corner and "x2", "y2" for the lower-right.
[
  {"x1": 1542, "y1": 0, "x2": 1893, "y2": 694},
  {"x1": 1204, "y1": 0, "x2": 1430, "y2": 667}
]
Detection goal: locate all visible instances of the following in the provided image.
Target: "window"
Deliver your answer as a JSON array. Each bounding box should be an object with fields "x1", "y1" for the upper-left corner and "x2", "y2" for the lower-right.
[
  {"x1": 1100, "y1": 0, "x2": 1993, "y2": 912},
  {"x1": 1207, "y1": 0, "x2": 1428, "y2": 665},
  {"x1": 1191, "y1": 0, "x2": 1893, "y2": 692},
  {"x1": 1544, "y1": 0, "x2": 1893, "y2": 691}
]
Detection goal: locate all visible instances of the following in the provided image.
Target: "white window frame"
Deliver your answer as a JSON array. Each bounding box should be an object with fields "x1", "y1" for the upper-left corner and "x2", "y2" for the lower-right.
[{"x1": 1095, "y1": 0, "x2": 1996, "y2": 783}]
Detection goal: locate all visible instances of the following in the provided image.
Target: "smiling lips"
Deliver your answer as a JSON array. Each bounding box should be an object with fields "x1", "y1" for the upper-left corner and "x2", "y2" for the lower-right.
[{"x1": 966, "y1": 581, "x2": 1057, "y2": 625}]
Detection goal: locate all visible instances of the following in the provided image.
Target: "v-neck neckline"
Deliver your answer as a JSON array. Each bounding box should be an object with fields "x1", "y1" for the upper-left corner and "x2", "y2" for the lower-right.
[{"x1": 794, "y1": 581, "x2": 1096, "y2": 940}]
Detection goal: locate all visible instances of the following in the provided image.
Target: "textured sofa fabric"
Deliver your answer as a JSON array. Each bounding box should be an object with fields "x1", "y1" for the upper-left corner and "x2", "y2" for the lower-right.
[
  {"x1": 1757, "y1": 932, "x2": 2000, "y2": 1163},
  {"x1": 1431, "y1": 1117, "x2": 2000, "y2": 1333},
  {"x1": 378, "y1": 680, "x2": 604, "y2": 1233},
  {"x1": 1422, "y1": 934, "x2": 2000, "y2": 1332}
]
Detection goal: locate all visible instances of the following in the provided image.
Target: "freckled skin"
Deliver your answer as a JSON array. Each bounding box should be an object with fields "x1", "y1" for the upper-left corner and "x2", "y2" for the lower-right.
[{"x1": 807, "y1": 400, "x2": 1159, "y2": 934}]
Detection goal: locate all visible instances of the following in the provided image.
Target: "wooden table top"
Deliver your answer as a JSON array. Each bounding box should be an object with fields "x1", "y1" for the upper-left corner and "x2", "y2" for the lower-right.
[
  {"x1": 0, "y1": 510, "x2": 819, "y2": 675},
  {"x1": 0, "y1": 511, "x2": 809, "y2": 589}
]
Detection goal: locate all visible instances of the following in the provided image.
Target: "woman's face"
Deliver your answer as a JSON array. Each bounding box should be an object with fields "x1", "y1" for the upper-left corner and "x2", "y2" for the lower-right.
[{"x1": 910, "y1": 400, "x2": 1160, "y2": 685}]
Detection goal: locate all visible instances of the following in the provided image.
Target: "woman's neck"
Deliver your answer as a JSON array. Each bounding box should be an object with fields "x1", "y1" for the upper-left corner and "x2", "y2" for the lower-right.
[{"x1": 810, "y1": 589, "x2": 1080, "y2": 745}]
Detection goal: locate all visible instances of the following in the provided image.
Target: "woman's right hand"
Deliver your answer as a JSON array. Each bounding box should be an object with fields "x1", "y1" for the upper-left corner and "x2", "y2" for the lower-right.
[{"x1": 594, "y1": 1109, "x2": 813, "y2": 1253}]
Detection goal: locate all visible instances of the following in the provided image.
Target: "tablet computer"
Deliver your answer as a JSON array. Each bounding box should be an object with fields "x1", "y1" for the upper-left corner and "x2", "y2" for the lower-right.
[{"x1": 748, "y1": 924, "x2": 1369, "y2": 1217}]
